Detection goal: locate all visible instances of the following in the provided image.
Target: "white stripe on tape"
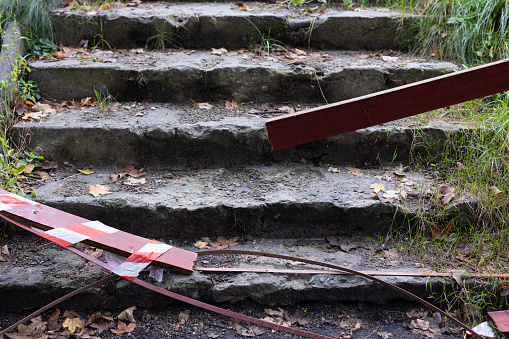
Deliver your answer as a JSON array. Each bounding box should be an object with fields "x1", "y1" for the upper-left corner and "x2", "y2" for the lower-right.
[
  {"x1": 0, "y1": 202, "x2": 13, "y2": 211},
  {"x1": 82, "y1": 220, "x2": 118, "y2": 234},
  {"x1": 44, "y1": 227, "x2": 91, "y2": 244},
  {"x1": 137, "y1": 243, "x2": 172, "y2": 254},
  {"x1": 112, "y1": 261, "x2": 149, "y2": 277}
]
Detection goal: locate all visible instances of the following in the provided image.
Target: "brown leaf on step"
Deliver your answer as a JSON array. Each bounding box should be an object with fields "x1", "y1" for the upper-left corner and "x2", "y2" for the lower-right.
[
  {"x1": 279, "y1": 106, "x2": 295, "y2": 114},
  {"x1": 451, "y1": 270, "x2": 465, "y2": 286},
  {"x1": 176, "y1": 310, "x2": 190, "y2": 331},
  {"x1": 111, "y1": 320, "x2": 136, "y2": 335},
  {"x1": 118, "y1": 306, "x2": 137, "y2": 323},
  {"x1": 34, "y1": 170, "x2": 50, "y2": 182},
  {"x1": 431, "y1": 50, "x2": 442, "y2": 58},
  {"x1": 77, "y1": 168, "x2": 95, "y2": 175},
  {"x1": 185, "y1": 49, "x2": 196, "y2": 55},
  {"x1": 377, "y1": 331, "x2": 392, "y2": 339},
  {"x1": 284, "y1": 308, "x2": 310, "y2": 325},
  {"x1": 123, "y1": 164, "x2": 146, "y2": 178},
  {"x1": 393, "y1": 163, "x2": 406, "y2": 177},
  {"x1": 439, "y1": 185, "x2": 455, "y2": 204},
  {"x1": 88, "y1": 184, "x2": 112, "y2": 197},
  {"x1": 370, "y1": 183, "x2": 385, "y2": 193},
  {"x1": 489, "y1": 185, "x2": 504, "y2": 198},
  {"x1": 326, "y1": 236, "x2": 358, "y2": 253},
  {"x1": 0, "y1": 253, "x2": 4, "y2": 262},
  {"x1": 1, "y1": 245, "x2": 9, "y2": 255},
  {"x1": 283, "y1": 54, "x2": 294, "y2": 60},
  {"x1": 327, "y1": 166, "x2": 340, "y2": 174},
  {"x1": 194, "y1": 240, "x2": 210, "y2": 249},
  {"x1": 81, "y1": 97, "x2": 97, "y2": 106},
  {"x1": 210, "y1": 48, "x2": 228, "y2": 56},
  {"x1": 455, "y1": 253, "x2": 469, "y2": 262},
  {"x1": 24, "y1": 163, "x2": 35, "y2": 174},
  {"x1": 60, "y1": 100, "x2": 76, "y2": 109},
  {"x1": 62, "y1": 317, "x2": 84, "y2": 333},
  {"x1": 198, "y1": 102, "x2": 213, "y2": 109},
  {"x1": 406, "y1": 309, "x2": 428, "y2": 319},
  {"x1": 126, "y1": 0, "x2": 141, "y2": 6},
  {"x1": 42, "y1": 161, "x2": 58, "y2": 170},
  {"x1": 294, "y1": 48, "x2": 307, "y2": 56},
  {"x1": 225, "y1": 100, "x2": 238, "y2": 109},
  {"x1": 431, "y1": 221, "x2": 455, "y2": 241},
  {"x1": 498, "y1": 282, "x2": 509, "y2": 297},
  {"x1": 37, "y1": 103, "x2": 56, "y2": 115},
  {"x1": 375, "y1": 191, "x2": 393, "y2": 203},
  {"x1": 345, "y1": 167, "x2": 363, "y2": 177},
  {"x1": 210, "y1": 236, "x2": 239, "y2": 249},
  {"x1": 111, "y1": 173, "x2": 126, "y2": 183}
]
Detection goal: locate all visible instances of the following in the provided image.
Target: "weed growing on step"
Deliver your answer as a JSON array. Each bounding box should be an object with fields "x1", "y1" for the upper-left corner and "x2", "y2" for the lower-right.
[
  {"x1": 145, "y1": 19, "x2": 181, "y2": 51},
  {"x1": 92, "y1": 19, "x2": 112, "y2": 51},
  {"x1": 245, "y1": 18, "x2": 288, "y2": 54},
  {"x1": 94, "y1": 87, "x2": 115, "y2": 113}
]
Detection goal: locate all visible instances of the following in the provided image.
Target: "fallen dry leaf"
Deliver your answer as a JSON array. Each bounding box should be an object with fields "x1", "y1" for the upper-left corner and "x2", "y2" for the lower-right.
[
  {"x1": 88, "y1": 184, "x2": 112, "y2": 197},
  {"x1": 194, "y1": 240, "x2": 210, "y2": 249},
  {"x1": 110, "y1": 321, "x2": 136, "y2": 335},
  {"x1": 24, "y1": 164, "x2": 35, "y2": 174},
  {"x1": 34, "y1": 170, "x2": 50, "y2": 182},
  {"x1": 489, "y1": 185, "x2": 504, "y2": 198},
  {"x1": 118, "y1": 306, "x2": 137, "y2": 323},
  {"x1": 345, "y1": 167, "x2": 363, "y2": 177},
  {"x1": 439, "y1": 185, "x2": 455, "y2": 204},
  {"x1": 327, "y1": 166, "x2": 340, "y2": 174},
  {"x1": 377, "y1": 331, "x2": 392, "y2": 338},
  {"x1": 81, "y1": 97, "x2": 97, "y2": 106},
  {"x1": 210, "y1": 48, "x2": 228, "y2": 56},
  {"x1": 62, "y1": 317, "x2": 84, "y2": 333},
  {"x1": 294, "y1": 48, "x2": 307, "y2": 56},
  {"x1": 1, "y1": 245, "x2": 9, "y2": 255},
  {"x1": 370, "y1": 183, "x2": 386, "y2": 193},
  {"x1": 431, "y1": 221, "x2": 455, "y2": 241},
  {"x1": 375, "y1": 191, "x2": 394, "y2": 203},
  {"x1": 225, "y1": 100, "x2": 238, "y2": 109},
  {"x1": 210, "y1": 236, "x2": 239, "y2": 249},
  {"x1": 198, "y1": 102, "x2": 213, "y2": 109},
  {"x1": 77, "y1": 168, "x2": 95, "y2": 175},
  {"x1": 175, "y1": 310, "x2": 190, "y2": 331}
]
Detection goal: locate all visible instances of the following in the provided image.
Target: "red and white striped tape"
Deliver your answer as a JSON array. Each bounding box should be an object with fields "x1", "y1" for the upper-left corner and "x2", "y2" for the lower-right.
[
  {"x1": 0, "y1": 193, "x2": 38, "y2": 210},
  {"x1": 0, "y1": 191, "x2": 177, "y2": 280},
  {"x1": 39, "y1": 220, "x2": 118, "y2": 247},
  {"x1": 112, "y1": 239, "x2": 172, "y2": 280}
]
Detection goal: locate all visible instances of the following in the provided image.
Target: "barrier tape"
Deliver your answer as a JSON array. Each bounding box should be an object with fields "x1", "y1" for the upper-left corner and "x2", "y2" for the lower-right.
[
  {"x1": 39, "y1": 220, "x2": 118, "y2": 247},
  {"x1": 112, "y1": 239, "x2": 172, "y2": 280},
  {"x1": 0, "y1": 192, "x2": 482, "y2": 339},
  {"x1": 0, "y1": 212, "x2": 335, "y2": 339}
]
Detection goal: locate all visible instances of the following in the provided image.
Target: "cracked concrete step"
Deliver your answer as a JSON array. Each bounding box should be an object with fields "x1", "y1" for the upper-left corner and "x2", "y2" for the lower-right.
[
  {"x1": 28, "y1": 164, "x2": 442, "y2": 240},
  {"x1": 29, "y1": 50, "x2": 456, "y2": 103},
  {"x1": 53, "y1": 2, "x2": 416, "y2": 50},
  {"x1": 0, "y1": 232, "x2": 453, "y2": 312},
  {"x1": 13, "y1": 102, "x2": 464, "y2": 167}
]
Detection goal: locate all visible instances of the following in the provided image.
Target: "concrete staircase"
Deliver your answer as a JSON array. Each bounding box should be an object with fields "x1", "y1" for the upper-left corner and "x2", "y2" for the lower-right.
[{"x1": 4, "y1": 0, "x2": 461, "y2": 314}]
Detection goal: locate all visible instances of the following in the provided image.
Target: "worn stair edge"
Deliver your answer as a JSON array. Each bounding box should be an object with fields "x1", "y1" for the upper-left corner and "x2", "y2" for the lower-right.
[
  {"x1": 0, "y1": 236, "x2": 456, "y2": 312},
  {"x1": 27, "y1": 164, "x2": 475, "y2": 240},
  {"x1": 13, "y1": 104, "x2": 470, "y2": 167},
  {"x1": 28, "y1": 50, "x2": 457, "y2": 103},
  {"x1": 53, "y1": 3, "x2": 417, "y2": 50}
]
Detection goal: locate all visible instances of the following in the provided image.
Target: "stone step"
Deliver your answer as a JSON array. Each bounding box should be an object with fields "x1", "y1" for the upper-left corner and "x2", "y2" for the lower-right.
[
  {"x1": 29, "y1": 163, "x2": 431, "y2": 240},
  {"x1": 13, "y1": 101, "x2": 461, "y2": 167},
  {"x1": 29, "y1": 49, "x2": 456, "y2": 103},
  {"x1": 0, "y1": 231, "x2": 450, "y2": 312},
  {"x1": 53, "y1": 2, "x2": 416, "y2": 50}
]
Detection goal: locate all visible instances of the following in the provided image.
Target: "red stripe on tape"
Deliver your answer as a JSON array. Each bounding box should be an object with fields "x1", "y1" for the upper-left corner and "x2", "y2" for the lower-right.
[{"x1": 65, "y1": 224, "x2": 110, "y2": 238}]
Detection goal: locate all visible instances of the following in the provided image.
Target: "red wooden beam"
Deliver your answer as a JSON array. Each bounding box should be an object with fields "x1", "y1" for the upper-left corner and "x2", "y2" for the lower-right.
[
  {"x1": 0, "y1": 189, "x2": 197, "y2": 275},
  {"x1": 266, "y1": 59, "x2": 509, "y2": 150}
]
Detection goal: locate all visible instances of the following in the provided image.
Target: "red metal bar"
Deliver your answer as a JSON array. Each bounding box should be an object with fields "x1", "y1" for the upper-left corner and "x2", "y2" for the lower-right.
[{"x1": 266, "y1": 59, "x2": 509, "y2": 150}]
